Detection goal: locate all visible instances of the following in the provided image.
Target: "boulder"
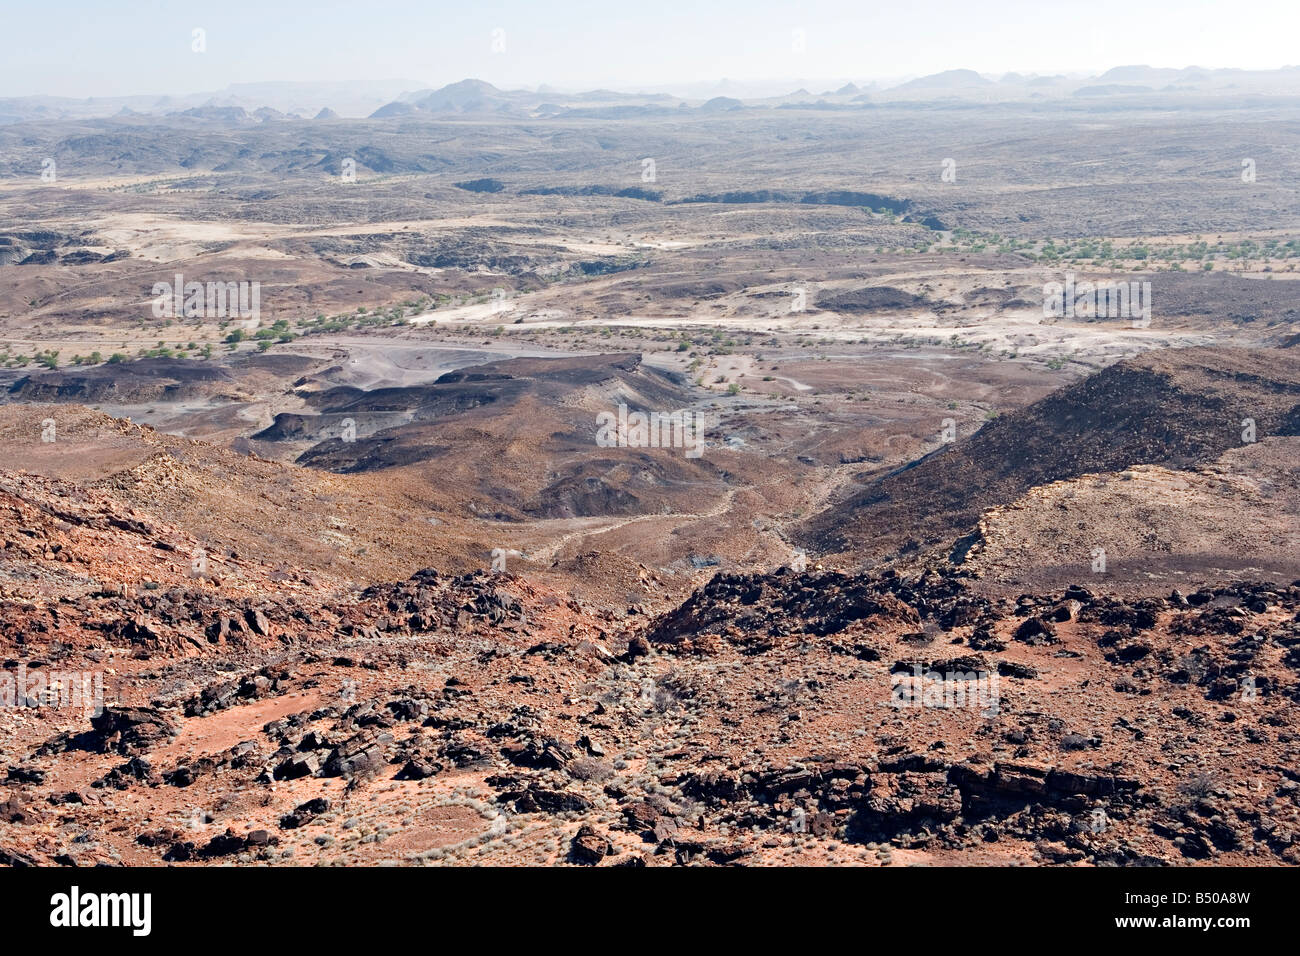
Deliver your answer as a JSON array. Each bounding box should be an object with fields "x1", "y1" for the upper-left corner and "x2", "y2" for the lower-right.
[
  {"x1": 89, "y1": 706, "x2": 179, "y2": 755},
  {"x1": 571, "y1": 824, "x2": 612, "y2": 864}
]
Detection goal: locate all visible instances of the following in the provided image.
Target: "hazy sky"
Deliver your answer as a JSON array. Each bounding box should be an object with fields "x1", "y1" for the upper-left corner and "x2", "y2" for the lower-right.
[{"x1": 4, "y1": 0, "x2": 1297, "y2": 98}]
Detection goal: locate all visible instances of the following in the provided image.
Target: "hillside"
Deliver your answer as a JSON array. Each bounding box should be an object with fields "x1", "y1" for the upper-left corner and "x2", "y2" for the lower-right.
[{"x1": 802, "y1": 347, "x2": 1300, "y2": 563}]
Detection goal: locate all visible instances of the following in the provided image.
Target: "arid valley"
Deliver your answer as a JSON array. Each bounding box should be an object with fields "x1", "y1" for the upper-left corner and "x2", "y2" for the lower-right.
[{"x1": 2, "y1": 62, "x2": 1299, "y2": 874}]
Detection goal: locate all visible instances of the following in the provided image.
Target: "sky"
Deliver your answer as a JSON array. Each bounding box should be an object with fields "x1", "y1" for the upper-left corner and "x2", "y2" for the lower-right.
[{"x1": 3, "y1": 0, "x2": 1298, "y2": 99}]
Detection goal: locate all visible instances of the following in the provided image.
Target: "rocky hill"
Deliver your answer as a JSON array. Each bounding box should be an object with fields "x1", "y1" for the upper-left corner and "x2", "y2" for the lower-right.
[{"x1": 802, "y1": 347, "x2": 1300, "y2": 564}]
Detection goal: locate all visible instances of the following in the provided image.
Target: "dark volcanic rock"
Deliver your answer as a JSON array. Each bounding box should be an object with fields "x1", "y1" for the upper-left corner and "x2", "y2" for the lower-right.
[
  {"x1": 89, "y1": 706, "x2": 179, "y2": 755},
  {"x1": 570, "y1": 824, "x2": 612, "y2": 864}
]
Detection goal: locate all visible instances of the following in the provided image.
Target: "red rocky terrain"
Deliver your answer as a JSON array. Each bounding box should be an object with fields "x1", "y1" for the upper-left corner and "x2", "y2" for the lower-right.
[{"x1": 2, "y1": 454, "x2": 1299, "y2": 866}]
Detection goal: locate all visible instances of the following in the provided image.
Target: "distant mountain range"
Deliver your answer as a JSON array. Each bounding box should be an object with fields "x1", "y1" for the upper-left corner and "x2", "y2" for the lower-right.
[{"x1": 3, "y1": 66, "x2": 1299, "y2": 125}]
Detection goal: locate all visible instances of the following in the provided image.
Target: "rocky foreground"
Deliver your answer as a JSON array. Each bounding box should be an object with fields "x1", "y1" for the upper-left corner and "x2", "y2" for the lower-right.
[{"x1": 1, "y1": 469, "x2": 1298, "y2": 866}]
